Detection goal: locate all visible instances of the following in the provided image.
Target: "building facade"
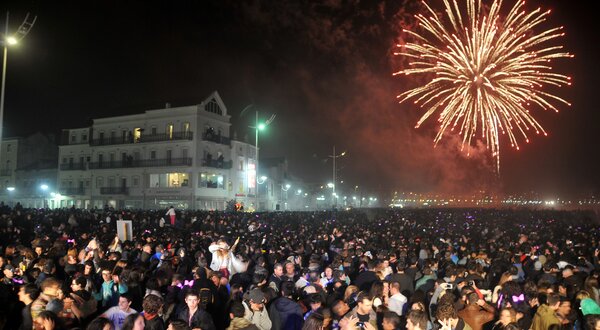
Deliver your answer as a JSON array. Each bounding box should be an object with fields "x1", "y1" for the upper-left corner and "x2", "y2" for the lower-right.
[
  {"x1": 56, "y1": 91, "x2": 273, "y2": 211},
  {"x1": 0, "y1": 132, "x2": 59, "y2": 208}
]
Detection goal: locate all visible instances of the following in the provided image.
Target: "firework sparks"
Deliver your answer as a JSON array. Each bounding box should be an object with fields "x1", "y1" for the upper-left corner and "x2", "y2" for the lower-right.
[{"x1": 394, "y1": 0, "x2": 572, "y2": 170}]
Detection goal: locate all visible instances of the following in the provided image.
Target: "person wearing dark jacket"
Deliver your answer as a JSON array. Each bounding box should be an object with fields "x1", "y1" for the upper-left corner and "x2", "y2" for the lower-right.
[
  {"x1": 269, "y1": 281, "x2": 303, "y2": 330},
  {"x1": 178, "y1": 290, "x2": 216, "y2": 330},
  {"x1": 142, "y1": 294, "x2": 165, "y2": 330},
  {"x1": 18, "y1": 283, "x2": 40, "y2": 330}
]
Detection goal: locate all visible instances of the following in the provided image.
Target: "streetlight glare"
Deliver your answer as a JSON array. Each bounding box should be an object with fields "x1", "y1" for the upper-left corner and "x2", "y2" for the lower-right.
[
  {"x1": 6, "y1": 186, "x2": 15, "y2": 191},
  {"x1": 285, "y1": 184, "x2": 291, "y2": 189},
  {"x1": 40, "y1": 184, "x2": 49, "y2": 190},
  {"x1": 6, "y1": 36, "x2": 17, "y2": 45},
  {"x1": 258, "y1": 123, "x2": 266, "y2": 130}
]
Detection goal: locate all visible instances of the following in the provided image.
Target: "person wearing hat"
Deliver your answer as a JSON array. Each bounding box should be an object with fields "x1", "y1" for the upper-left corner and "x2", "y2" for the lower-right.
[
  {"x1": 581, "y1": 298, "x2": 600, "y2": 316},
  {"x1": 242, "y1": 288, "x2": 272, "y2": 330}
]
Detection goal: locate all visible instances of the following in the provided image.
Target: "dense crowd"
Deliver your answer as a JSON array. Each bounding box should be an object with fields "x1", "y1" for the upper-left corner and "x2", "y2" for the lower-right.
[{"x1": 0, "y1": 202, "x2": 599, "y2": 330}]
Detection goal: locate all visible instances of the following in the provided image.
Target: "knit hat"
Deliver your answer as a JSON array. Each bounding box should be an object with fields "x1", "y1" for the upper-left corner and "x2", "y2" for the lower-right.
[
  {"x1": 580, "y1": 298, "x2": 600, "y2": 316},
  {"x1": 248, "y1": 288, "x2": 265, "y2": 304}
]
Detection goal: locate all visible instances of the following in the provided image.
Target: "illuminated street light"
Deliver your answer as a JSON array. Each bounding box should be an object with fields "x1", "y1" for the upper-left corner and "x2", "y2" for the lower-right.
[
  {"x1": 6, "y1": 186, "x2": 14, "y2": 191},
  {"x1": 329, "y1": 146, "x2": 346, "y2": 209},
  {"x1": 240, "y1": 104, "x2": 275, "y2": 211},
  {"x1": 0, "y1": 12, "x2": 36, "y2": 165},
  {"x1": 40, "y1": 184, "x2": 49, "y2": 190}
]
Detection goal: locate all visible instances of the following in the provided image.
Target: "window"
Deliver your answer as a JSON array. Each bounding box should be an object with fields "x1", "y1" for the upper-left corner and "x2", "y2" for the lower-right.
[
  {"x1": 150, "y1": 151, "x2": 156, "y2": 159},
  {"x1": 149, "y1": 173, "x2": 189, "y2": 188},
  {"x1": 167, "y1": 124, "x2": 174, "y2": 139},
  {"x1": 183, "y1": 122, "x2": 190, "y2": 133},
  {"x1": 82, "y1": 134, "x2": 88, "y2": 141},
  {"x1": 71, "y1": 135, "x2": 76, "y2": 142},
  {"x1": 108, "y1": 177, "x2": 115, "y2": 187},
  {"x1": 239, "y1": 159, "x2": 244, "y2": 171},
  {"x1": 151, "y1": 126, "x2": 157, "y2": 135},
  {"x1": 7, "y1": 144, "x2": 11, "y2": 152},
  {"x1": 133, "y1": 176, "x2": 140, "y2": 187},
  {"x1": 96, "y1": 177, "x2": 104, "y2": 188},
  {"x1": 204, "y1": 98, "x2": 223, "y2": 115},
  {"x1": 199, "y1": 172, "x2": 225, "y2": 189},
  {"x1": 182, "y1": 149, "x2": 188, "y2": 159},
  {"x1": 134, "y1": 128, "x2": 141, "y2": 142}
]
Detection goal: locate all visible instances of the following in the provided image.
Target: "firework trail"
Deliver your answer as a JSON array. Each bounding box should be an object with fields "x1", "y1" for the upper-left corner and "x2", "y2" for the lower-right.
[{"x1": 394, "y1": 0, "x2": 572, "y2": 170}]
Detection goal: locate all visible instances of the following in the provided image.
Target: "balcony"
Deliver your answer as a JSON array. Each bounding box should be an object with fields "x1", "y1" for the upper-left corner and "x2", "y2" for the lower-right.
[
  {"x1": 90, "y1": 131, "x2": 193, "y2": 146},
  {"x1": 201, "y1": 158, "x2": 232, "y2": 169},
  {"x1": 61, "y1": 187, "x2": 86, "y2": 195},
  {"x1": 89, "y1": 157, "x2": 192, "y2": 169},
  {"x1": 100, "y1": 187, "x2": 129, "y2": 195},
  {"x1": 60, "y1": 163, "x2": 87, "y2": 171},
  {"x1": 202, "y1": 131, "x2": 230, "y2": 145}
]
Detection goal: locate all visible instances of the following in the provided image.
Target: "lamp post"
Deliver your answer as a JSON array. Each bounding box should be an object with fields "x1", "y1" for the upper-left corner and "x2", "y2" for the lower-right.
[
  {"x1": 328, "y1": 146, "x2": 346, "y2": 209},
  {"x1": 241, "y1": 104, "x2": 275, "y2": 212},
  {"x1": 0, "y1": 12, "x2": 36, "y2": 164}
]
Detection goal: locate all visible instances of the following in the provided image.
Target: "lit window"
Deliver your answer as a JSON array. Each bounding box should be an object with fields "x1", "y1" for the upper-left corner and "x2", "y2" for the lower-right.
[
  {"x1": 167, "y1": 124, "x2": 174, "y2": 139},
  {"x1": 199, "y1": 172, "x2": 225, "y2": 189}
]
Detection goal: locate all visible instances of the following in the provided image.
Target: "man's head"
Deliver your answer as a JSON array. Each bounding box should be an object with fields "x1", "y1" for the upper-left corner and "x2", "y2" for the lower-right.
[
  {"x1": 436, "y1": 303, "x2": 458, "y2": 324},
  {"x1": 331, "y1": 299, "x2": 350, "y2": 317},
  {"x1": 248, "y1": 288, "x2": 266, "y2": 311},
  {"x1": 118, "y1": 293, "x2": 133, "y2": 311},
  {"x1": 3, "y1": 264, "x2": 14, "y2": 279},
  {"x1": 167, "y1": 320, "x2": 191, "y2": 330},
  {"x1": 143, "y1": 294, "x2": 164, "y2": 314},
  {"x1": 557, "y1": 298, "x2": 571, "y2": 316},
  {"x1": 101, "y1": 268, "x2": 112, "y2": 283},
  {"x1": 18, "y1": 284, "x2": 40, "y2": 304},
  {"x1": 406, "y1": 310, "x2": 428, "y2": 330},
  {"x1": 40, "y1": 278, "x2": 61, "y2": 298},
  {"x1": 185, "y1": 290, "x2": 200, "y2": 310},
  {"x1": 71, "y1": 276, "x2": 87, "y2": 292},
  {"x1": 356, "y1": 291, "x2": 373, "y2": 315},
  {"x1": 229, "y1": 301, "x2": 246, "y2": 319},
  {"x1": 547, "y1": 293, "x2": 561, "y2": 310},
  {"x1": 382, "y1": 311, "x2": 401, "y2": 330},
  {"x1": 390, "y1": 281, "x2": 401, "y2": 295},
  {"x1": 273, "y1": 263, "x2": 284, "y2": 277},
  {"x1": 281, "y1": 281, "x2": 295, "y2": 298}
]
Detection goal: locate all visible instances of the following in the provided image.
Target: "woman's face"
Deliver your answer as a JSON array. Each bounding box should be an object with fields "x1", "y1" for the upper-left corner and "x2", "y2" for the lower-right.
[
  {"x1": 500, "y1": 310, "x2": 513, "y2": 325},
  {"x1": 133, "y1": 315, "x2": 145, "y2": 330}
]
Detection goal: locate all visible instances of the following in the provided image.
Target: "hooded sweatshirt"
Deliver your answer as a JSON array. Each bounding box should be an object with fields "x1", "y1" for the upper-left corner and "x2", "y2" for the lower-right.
[{"x1": 269, "y1": 296, "x2": 303, "y2": 330}]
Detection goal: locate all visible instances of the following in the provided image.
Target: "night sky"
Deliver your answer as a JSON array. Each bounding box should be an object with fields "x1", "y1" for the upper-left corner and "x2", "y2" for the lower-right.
[{"x1": 2, "y1": 0, "x2": 599, "y2": 198}]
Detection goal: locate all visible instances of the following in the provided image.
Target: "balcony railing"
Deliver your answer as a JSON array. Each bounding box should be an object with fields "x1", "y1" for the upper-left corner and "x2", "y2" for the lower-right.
[
  {"x1": 60, "y1": 163, "x2": 87, "y2": 171},
  {"x1": 90, "y1": 131, "x2": 193, "y2": 146},
  {"x1": 201, "y1": 158, "x2": 232, "y2": 169},
  {"x1": 202, "y1": 131, "x2": 230, "y2": 145},
  {"x1": 60, "y1": 187, "x2": 86, "y2": 195},
  {"x1": 89, "y1": 157, "x2": 192, "y2": 169},
  {"x1": 100, "y1": 187, "x2": 129, "y2": 195}
]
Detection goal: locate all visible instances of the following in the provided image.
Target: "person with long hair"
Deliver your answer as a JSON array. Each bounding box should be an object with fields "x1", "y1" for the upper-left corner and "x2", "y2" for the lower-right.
[
  {"x1": 209, "y1": 237, "x2": 245, "y2": 278},
  {"x1": 121, "y1": 313, "x2": 144, "y2": 330},
  {"x1": 492, "y1": 308, "x2": 517, "y2": 330},
  {"x1": 302, "y1": 312, "x2": 324, "y2": 330}
]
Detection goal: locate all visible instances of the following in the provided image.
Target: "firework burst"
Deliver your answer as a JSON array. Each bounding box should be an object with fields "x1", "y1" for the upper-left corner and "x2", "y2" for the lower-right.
[{"x1": 394, "y1": 0, "x2": 573, "y2": 170}]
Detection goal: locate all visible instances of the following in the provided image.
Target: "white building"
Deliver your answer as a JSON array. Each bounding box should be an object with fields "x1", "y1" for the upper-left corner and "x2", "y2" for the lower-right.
[{"x1": 57, "y1": 91, "x2": 272, "y2": 210}]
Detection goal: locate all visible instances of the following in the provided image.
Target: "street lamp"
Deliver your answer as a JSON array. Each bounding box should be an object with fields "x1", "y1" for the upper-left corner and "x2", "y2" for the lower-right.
[
  {"x1": 241, "y1": 104, "x2": 275, "y2": 211},
  {"x1": 328, "y1": 146, "x2": 346, "y2": 209},
  {"x1": 0, "y1": 12, "x2": 36, "y2": 164}
]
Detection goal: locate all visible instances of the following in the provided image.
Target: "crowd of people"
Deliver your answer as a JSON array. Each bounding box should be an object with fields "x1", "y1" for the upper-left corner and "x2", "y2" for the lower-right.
[{"x1": 0, "y1": 203, "x2": 599, "y2": 330}]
